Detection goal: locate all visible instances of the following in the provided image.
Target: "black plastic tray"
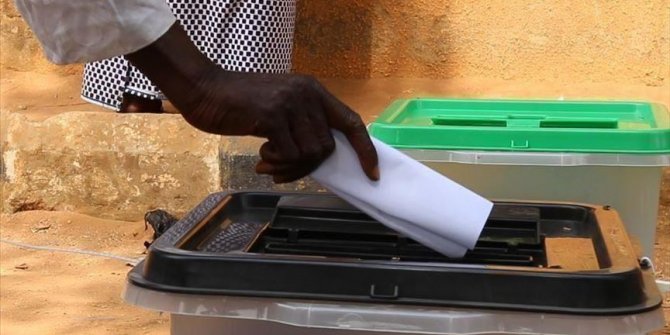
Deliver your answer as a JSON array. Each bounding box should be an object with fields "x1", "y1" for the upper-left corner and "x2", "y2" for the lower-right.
[{"x1": 129, "y1": 192, "x2": 663, "y2": 316}]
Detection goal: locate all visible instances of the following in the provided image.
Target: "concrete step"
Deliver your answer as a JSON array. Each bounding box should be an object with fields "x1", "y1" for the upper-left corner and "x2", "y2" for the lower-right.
[{"x1": 1, "y1": 111, "x2": 321, "y2": 221}]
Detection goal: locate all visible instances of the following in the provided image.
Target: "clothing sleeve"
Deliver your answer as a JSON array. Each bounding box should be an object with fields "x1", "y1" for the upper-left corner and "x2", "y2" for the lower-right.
[{"x1": 14, "y1": 0, "x2": 176, "y2": 64}]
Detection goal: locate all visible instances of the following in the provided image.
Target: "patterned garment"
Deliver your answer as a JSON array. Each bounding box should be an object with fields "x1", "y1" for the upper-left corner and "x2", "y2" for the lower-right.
[{"x1": 81, "y1": 0, "x2": 296, "y2": 110}]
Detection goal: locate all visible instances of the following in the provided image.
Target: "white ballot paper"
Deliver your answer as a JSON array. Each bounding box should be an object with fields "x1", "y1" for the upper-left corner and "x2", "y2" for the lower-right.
[{"x1": 310, "y1": 131, "x2": 494, "y2": 258}]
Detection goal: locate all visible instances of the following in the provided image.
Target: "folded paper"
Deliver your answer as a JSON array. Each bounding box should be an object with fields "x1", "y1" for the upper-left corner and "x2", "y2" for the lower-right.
[{"x1": 311, "y1": 131, "x2": 494, "y2": 258}]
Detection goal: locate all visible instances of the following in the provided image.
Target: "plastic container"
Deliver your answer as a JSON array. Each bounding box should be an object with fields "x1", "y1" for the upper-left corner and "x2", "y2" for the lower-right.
[
  {"x1": 124, "y1": 191, "x2": 665, "y2": 335},
  {"x1": 368, "y1": 98, "x2": 670, "y2": 257},
  {"x1": 124, "y1": 283, "x2": 666, "y2": 335}
]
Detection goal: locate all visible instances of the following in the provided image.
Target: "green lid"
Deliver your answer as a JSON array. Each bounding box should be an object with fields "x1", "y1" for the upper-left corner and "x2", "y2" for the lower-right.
[{"x1": 368, "y1": 98, "x2": 670, "y2": 154}]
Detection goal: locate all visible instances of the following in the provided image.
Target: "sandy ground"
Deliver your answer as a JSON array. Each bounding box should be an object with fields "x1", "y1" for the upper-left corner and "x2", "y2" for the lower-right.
[
  {"x1": 0, "y1": 175, "x2": 668, "y2": 334},
  {"x1": 656, "y1": 169, "x2": 670, "y2": 335},
  {"x1": 1, "y1": 69, "x2": 669, "y2": 334},
  {"x1": 0, "y1": 211, "x2": 169, "y2": 334}
]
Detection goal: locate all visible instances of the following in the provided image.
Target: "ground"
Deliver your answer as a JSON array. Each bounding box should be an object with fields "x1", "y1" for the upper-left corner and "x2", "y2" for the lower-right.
[
  {"x1": 0, "y1": 173, "x2": 667, "y2": 335},
  {"x1": 0, "y1": 211, "x2": 169, "y2": 334},
  {"x1": 657, "y1": 168, "x2": 670, "y2": 334},
  {"x1": 1, "y1": 68, "x2": 669, "y2": 334},
  {"x1": 0, "y1": 186, "x2": 670, "y2": 335}
]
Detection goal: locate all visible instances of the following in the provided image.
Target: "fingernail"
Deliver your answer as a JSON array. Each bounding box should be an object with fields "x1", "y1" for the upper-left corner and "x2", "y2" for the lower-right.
[{"x1": 371, "y1": 166, "x2": 380, "y2": 181}]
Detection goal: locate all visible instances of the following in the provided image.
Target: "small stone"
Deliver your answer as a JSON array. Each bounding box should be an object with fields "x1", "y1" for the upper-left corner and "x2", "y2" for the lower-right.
[
  {"x1": 31, "y1": 221, "x2": 51, "y2": 233},
  {"x1": 16, "y1": 105, "x2": 27, "y2": 111}
]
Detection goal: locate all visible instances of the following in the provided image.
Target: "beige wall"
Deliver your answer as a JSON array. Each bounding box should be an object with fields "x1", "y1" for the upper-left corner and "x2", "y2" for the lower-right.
[
  {"x1": 2, "y1": 0, "x2": 669, "y2": 86},
  {"x1": 0, "y1": 0, "x2": 80, "y2": 75},
  {"x1": 293, "y1": 0, "x2": 670, "y2": 85}
]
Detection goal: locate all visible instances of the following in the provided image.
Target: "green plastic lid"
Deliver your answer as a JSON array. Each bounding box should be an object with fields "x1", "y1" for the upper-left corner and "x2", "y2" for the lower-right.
[{"x1": 368, "y1": 98, "x2": 670, "y2": 154}]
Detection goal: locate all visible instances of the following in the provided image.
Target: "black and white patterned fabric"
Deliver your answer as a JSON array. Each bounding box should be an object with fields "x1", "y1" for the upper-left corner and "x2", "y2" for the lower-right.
[{"x1": 81, "y1": 0, "x2": 297, "y2": 111}]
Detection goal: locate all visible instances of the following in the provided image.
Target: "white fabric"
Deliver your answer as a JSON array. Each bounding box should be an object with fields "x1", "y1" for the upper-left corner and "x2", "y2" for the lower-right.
[
  {"x1": 311, "y1": 132, "x2": 494, "y2": 258},
  {"x1": 14, "y1": 0, "x2": 176, "y2": 64}
]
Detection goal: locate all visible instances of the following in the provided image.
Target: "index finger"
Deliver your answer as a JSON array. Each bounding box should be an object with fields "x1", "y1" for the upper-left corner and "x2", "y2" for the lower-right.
[{"x1": 320, "y1": 89, "x2": 379, "y2": 181}]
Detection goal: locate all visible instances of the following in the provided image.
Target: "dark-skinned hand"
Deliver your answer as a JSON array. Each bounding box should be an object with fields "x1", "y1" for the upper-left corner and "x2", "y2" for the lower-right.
[{"x1": 126, "y1": 23, "x2": 378, "y2": 183}]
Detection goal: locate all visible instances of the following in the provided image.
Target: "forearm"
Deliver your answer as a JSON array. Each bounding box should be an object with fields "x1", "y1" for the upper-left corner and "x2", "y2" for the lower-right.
[{"x1": 125, "y1": 22, "x2": 217, "y2": 115}]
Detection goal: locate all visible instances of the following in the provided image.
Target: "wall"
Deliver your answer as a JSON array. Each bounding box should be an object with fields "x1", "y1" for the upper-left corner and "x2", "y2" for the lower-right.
[
  {"x1": 2, "y1": 0, "x2": 669, "y2": 84},
  {"x1": 293, "y1": 0, "x2": 670, "y2": 85},
  {"x1": 0, "y1": 0, "x2": 81, "y2": 75}
]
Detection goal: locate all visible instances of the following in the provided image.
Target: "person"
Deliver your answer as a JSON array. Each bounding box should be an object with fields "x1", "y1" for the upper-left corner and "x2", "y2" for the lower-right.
[
  {"x1": 80, "y1": 1, "x2": 296, "y2": 114},
  {"x1": 14, "y1": 0, "x2": 379, "y2": 184}
]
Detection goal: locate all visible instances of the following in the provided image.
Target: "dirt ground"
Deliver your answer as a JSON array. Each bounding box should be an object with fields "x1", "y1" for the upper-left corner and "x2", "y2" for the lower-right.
[
  {"x1": 656, "y1": 168, "x2": 670, "y2": 334},
  {"x1": 1, "y1": 68, "x2": 669, "y2": 334},
  {"x1": 0, "y1": 172, "x2": 667, "y2": 335},
  {"x1": 0, "y1": 211, "x2": 169, "y2": 334}
]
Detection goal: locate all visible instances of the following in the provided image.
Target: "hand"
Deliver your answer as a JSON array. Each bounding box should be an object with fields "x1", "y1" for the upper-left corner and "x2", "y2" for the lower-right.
[
  {"x1": 183, "y1": 70, "x2": 378, "y2": 183},
  {"x1": 127, "y1": 23, "x2": 378, "y2": 183}
]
